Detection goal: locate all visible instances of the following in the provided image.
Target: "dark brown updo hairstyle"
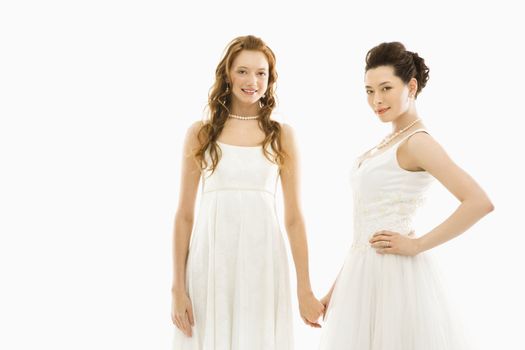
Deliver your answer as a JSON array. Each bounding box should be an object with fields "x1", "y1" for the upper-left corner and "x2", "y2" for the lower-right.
[{"x1": 365, "y1": 42, "x2": 430, "y2": 98}]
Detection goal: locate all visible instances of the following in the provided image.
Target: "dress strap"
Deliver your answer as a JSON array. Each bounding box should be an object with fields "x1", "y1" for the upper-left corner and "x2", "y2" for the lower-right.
[{"x1": 395, "y1": 128, "x2": 429, "y2": 149}]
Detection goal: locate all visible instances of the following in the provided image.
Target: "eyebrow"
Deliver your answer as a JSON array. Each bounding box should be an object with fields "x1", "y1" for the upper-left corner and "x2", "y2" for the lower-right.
[
  {"x1": 236, "y1": 66, "x2": 268, "y2": 71},
  {"x1": 365, "y1": 81, "x2": 392, "y2": 89}
]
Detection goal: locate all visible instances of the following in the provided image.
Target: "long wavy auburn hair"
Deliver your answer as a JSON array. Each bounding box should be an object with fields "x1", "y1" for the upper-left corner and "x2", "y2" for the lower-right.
[{"x1": 194, "y1": 35, "x2": 286, "y2": 173}]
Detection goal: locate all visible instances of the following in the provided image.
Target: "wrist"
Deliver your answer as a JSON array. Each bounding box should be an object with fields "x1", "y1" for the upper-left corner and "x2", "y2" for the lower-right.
[
  {"x1": 414, "y1": 237, "x2": 426, "y2": 254},
  {"x1": 171, "y1": 284, "x2": 186, "y2": 294},
  {"x1": 297, "y1": 287, "x2": 313, "y2": 298}
]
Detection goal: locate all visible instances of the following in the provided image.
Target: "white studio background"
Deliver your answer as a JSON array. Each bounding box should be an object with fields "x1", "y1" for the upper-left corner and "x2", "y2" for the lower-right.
[{"x1": 0, "y1": 1, "x2": 523, "y2": 349}]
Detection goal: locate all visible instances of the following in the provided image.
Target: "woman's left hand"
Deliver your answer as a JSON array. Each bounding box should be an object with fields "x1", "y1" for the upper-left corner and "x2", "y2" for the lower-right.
[
  {"x1": 298, "y1": 291, "x2": 325, "y2": 328},
  {"x1": 369, "y1": 230, "x2": 421, "y2": 256}
]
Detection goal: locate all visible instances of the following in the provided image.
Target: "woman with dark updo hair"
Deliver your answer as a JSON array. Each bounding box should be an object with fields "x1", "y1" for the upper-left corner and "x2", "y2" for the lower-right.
[{"x1": 319, "y1": 42, "x2": 493, "y2": 349}]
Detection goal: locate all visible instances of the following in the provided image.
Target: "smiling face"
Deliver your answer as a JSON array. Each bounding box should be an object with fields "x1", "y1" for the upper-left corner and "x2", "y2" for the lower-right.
[
  {"x1": 228, "y1": 50, "x2": 269, "y2": 108},
  {"x1": 365, "y1": 65, "x2": 417, "y2": 123}
]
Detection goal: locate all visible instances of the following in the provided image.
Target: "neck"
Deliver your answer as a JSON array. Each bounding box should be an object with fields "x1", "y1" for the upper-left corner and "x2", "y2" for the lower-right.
[
  {"x1": 392, "y1": 106, "x2": 419, "y2": 133},
  {"x1": 230, "y1": 100, "x2": 261, "y2": 117}
]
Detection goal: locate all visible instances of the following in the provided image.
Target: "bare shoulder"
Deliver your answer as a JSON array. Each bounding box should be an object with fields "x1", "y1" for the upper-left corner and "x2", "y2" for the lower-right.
[
  {"x1": 403, "y1": 131, "x2": 453, "y2": 170},
  {"x1": 281, "y1": 122, "x2": 295, "y2": 135},
  {"x1": 405, "y1": 131, "x2": 445, "y2": 155},
  {"x1": 187, "y1": 120, "x2": 205, "y2": 137},
  {"x1": 182, "y1": 120, "x2": 206, "y2": 150},
  {"x1": 280, "y1": 122, "x2": 297, "y2": 145},
  {"x1": 187, "y1": 120, "x2": 204, "y2": 136}
]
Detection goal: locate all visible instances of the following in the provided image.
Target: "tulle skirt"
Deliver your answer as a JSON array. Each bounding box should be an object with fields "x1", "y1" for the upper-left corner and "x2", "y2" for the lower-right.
[{"x1": 319, "y1": 243, "x2": 469, "y2": 350}]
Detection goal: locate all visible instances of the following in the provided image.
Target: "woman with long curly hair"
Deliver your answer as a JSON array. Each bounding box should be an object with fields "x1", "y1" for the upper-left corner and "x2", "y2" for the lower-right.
[{"x1": 171, "y1": 35, "x2": 324, "y2": 349}]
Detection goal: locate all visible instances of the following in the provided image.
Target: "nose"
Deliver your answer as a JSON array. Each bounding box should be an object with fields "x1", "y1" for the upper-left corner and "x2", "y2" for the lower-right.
[
  {"x1": 373, "y1": 93, "x2": 383, "y2": 106},
  {"x1": 247, "y1": 73, "x2": 258, "y2": 86}
]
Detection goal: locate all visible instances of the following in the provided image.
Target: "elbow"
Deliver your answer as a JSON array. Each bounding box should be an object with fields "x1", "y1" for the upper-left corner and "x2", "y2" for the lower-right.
[
  {"x1": 284, "y1": 216, "x2": 304, "y2": 232},
  {"x1": 484, "y1": 199, "x2": 495, "y2": 214},
  {"x1": 284, "y1": 220, "x2": 298, "y2": 232},
  {"x1": 462, "y1": 195, "x2": 494, "y2": 217},
  {"x1": 476, "y1": 196, "x2": 494, "y2": 215},
  {"x1": 175, "y1": 210, "x2": 194, "y2": 226}
]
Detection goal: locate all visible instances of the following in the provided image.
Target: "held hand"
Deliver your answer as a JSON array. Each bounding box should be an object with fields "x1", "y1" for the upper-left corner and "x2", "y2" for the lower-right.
[
  {"x1": 171, "y1": 290, "x2": 195, "y2": 337},
  {"x1": 369, "y1": 230, "x2": 421, "y2": 256},
  {"x1": 320, "y1": 292, "x2": 332, "y2": 321},
  {"x1": 298, "y1": 291, "x2": 325, "y2": 328}
]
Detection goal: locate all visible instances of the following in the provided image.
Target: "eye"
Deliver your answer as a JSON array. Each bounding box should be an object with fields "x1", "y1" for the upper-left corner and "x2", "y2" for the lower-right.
[
  {"x1": 258, "y1": 72, "x2": 267, "y2": 77},
  {"x1": 366, "y1": 90, "x2": 373, "y2": 95},
  {"x1": 382, "y1": 86, "x2": 392, "y2": 91},
  {"x1": 237, "y1": 70, "x2": 247, "y2": 74}
]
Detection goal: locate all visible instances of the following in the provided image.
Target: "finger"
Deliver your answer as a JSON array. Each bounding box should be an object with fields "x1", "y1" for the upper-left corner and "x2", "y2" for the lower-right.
[
  {"x1": 303, "y1": 317, "x2": 321, "y2": 328},
  {"x1": 323, "y1": 301, "x2": 329, "y2": 309},
  {"x1": 186, "y1": 316, "x2": 193, "y2": 337},
  {"x1": 370, "y1": 238, "x2": 382, "y2": 245},
  {"x1": 373, "y1": 230, "x2": 393, "y2": 237},
  {"x1": 181, "y1": 314, "x2": 192, "y2": 337},
  {"x1": 370, "y1": 236, "x2": 383, "y2": 244},
  {"x1": 377, "y1": 247, "x2": 395, "y2": 255},
  {"x1": 371, "y1": 240, "x2": 390, "y2": 249},
  {"x1": 301, "y1": 317, "x2": 310, "y2": 326},
  {"x1": 187, "y1": 304, "x2": 195, "y2": 326},
  {"x1": 174, "y1": 315, "x2": 183, "y2": 331},
  {"x1": 304, "y1": 315, "x2": 317, "y2": 322},
  {"x1": 309, "y1": 321, "x2": 322, "y2": 328},
  {"x1": 370, "y1": 235, "x2": 390, "y2": 243},
  {"x1": 307, "y1": 313, "x2": 323, "y2": 324},
  {"x1": 176, "y1": 314, "x2": 191, "y2": 337}
]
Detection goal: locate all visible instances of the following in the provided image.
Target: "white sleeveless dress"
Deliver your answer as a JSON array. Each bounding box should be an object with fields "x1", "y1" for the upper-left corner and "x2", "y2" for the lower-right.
[
  {"x1": 173, "y1": 141, "x2": 293, "y2": 350},
  {"x1": 319, "y1": 130, "x2": 468, "y2": 350}
]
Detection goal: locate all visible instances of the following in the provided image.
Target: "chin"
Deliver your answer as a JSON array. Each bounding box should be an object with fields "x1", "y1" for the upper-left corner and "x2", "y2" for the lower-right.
[
  {"x1": 377, "y1": 114, "x2": 392, "y2": 123},
  {"x1": 241, "y1": 94, "x2": 261, "y2": 103},
  {"x1": 246, "y1": 96, "x2": 261, "y2": 104},
  {"x1": 377, "y1": 111, "x2": 399, "y2": 123}
]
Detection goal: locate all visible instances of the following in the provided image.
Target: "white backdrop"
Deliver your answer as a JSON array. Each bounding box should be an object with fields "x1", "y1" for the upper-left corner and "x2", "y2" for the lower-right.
[{"x1": 1, "y1": 0, "x2": 523, "y2": 349}]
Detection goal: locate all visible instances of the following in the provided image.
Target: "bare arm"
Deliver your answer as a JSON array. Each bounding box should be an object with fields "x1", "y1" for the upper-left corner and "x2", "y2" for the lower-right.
[
  {"x1": 172, "y1": 121, "x2": 202, "y2": 292},
  {"x1": 409, "y1": 133, "x2": 494, "y2": 252},
  {"x1": 171, "y1": 121, "x2": 202, "y2": 336},
  {"x1": 280, "y1": 124, "x2": 324, "y2": 326},
  {"x1": 371, "y1": 132, "x2": 494, "y2": 255}
]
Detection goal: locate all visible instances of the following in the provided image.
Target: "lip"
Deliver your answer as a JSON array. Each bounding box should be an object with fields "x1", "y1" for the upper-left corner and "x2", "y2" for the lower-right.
[
  {"x1": 241, "y1": 88, "x2": 258, "y2": 95},
  {"x1": 376, "y1": 107, "x2": 390, "y2": 115}
]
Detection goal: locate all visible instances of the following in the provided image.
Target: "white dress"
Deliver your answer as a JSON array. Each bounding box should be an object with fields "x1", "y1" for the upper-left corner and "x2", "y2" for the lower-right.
[
  {"x1": 319, "y1": 129, "x2": 468, "y2": 350},
  {"x1": 173, "y1": 141, "x2": 293, "y2": 350}
]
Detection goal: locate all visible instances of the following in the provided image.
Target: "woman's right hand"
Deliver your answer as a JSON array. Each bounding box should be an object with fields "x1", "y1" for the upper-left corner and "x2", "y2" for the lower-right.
[{"x1": 171, "y1": 290, "x2": 194, "y2": 337}]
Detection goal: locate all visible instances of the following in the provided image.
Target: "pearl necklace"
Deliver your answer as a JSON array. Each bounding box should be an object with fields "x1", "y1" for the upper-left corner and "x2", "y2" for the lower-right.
[
  {"x1": 228, "y1": 114, "x2": 260, "y2": 120},
  {"x1": 376, "y1": 118, "x2": 421, "y2": 149}
]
